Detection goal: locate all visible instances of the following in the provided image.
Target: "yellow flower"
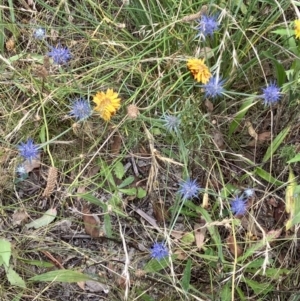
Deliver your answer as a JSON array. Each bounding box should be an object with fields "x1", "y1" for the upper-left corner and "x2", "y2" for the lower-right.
[
  {"x1": 93, "y1": 88, "x2": 121, "y2": 121},
  {"x1": 295, "y1": 20, "x2": 300, "y2": 39},
  {"x1": 187, "y1": 58, "x2": 211, "y2": 84}
]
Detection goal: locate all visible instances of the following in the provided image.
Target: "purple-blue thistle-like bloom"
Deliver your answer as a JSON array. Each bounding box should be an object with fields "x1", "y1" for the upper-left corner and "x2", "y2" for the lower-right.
[
  {"x1": 34, "y1": 28, "x2": 46, "y2": 40},
  {"x1": 261, "y1": 82, "x2": 281, "y2": 106},
  {"x1": 196, "y1": 14, "x2": 219, "y2": 38},
  {"x1": 230, "y1": 196, "x2": 247, "y2": 216},
  {"x1": 150, "y1": 242, "x2": 169, "y2": 260},
  {"x1": 48, "y1": 44, "x2": 71, "y2": 65},
  {"x1": 178, "y1": 178, "x2": 201, "y2": 200},
  {"x1": 203, "y1": 76, "x2": 225, "y2": 98},
  {"x1": 17, "y1": 139, "x2": 39, "y2": 162},
  {"x1": 162, "y1": 114, "x2": 180, "y2": 133},
  {"x1": 70, "y1": 98, "x2": 92, "y2": 121}
]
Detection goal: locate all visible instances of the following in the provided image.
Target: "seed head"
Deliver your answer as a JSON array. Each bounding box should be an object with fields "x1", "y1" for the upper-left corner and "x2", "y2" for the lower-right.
[
  {"x1": 70, "y1": 98, "x2": 92, "y2": 121},
  {"x1": 150, "y1": 242, "x2": 169, "y2": 260},
  {"x1": 178, "y1": 178, "x2": 201, "y2": 200},
  {"x1": 48, "y1": 44, "x2": 71, "y2": 65},
  {"x1": 17, "y1": 139, "x2": 39, "y2": 162}
]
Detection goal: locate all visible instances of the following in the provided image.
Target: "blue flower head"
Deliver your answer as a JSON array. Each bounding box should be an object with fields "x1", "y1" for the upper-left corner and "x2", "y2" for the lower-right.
[
  {"x1": 261, "y1": 82, "x2": 281, "y2": 106},
  {"x1": 196, "y1": 14, "x2": 219, "y2": 38},
  {"x1": 162, "y1": 114, "x2": 180, "y2": 133},
  {"x1": 17, "y1": 139, "x2": 39, "y2": 162},
  {"x1": 230, "y1": 196, "x2": 247, "y2": 216},
  {"x1": 178, "y1": 178, "x2": 200, "y2": 200},
  {"x1": 34, "y1": 28, "x2": 46, "y2": 40},
  {"x1": 150, "y1": 242, "x2": 169, "y2": 260},
  {"x1": 70, "y1": 98, "x2": 92, "y2": 121},
  {"x1": 203, "y1": 76, "x2": 225, "y2": 98},
  {"x1": 48, "y1": 44, "x2": 71, "y2": 65}
]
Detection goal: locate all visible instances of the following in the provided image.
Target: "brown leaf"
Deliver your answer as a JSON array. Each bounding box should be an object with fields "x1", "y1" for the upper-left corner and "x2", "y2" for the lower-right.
[
  {"x1": 152, "y1": 199, "x2": 169, "y2": 223},
  {"x1": 23, "y1": 157, "x2": 41, "y2": 173},
  {"x1": 266, "y1": 228, "x2": 282, "y2": 240},
  {"x1": 194, "y1": 223, "x2": 206, "y2": 250},
  {"x1": 85, "y1": 280, "x2": 109, "y2": 293},
  {"x1": 173, "y1": 249, "x2": 188, "y2": 260},
  {"x1": 204, "y1": 99, "x2": 214, "y2": 112},
  {"x1": 12, "y1": 209, "x2": 29, "y2": 226},
  {"x1": 6, "y1": 37, "x2": 15, "y2": 52},
  {"x1": 111, "y1": 132, "x2": 122, "y2": 154},
  {"x1": 246, "y1": 121, "x2": 258, "y2": 140},
  {"x1": 82, "y1": 206, "x2": 101, "y2": 238},
  {"x1": 212, "y1": 130, "x2": 225, "y2": 149},
  {"x1": 77, "y1": 281, "x2": 85, "y2": 290},
  {"x1": 226, "y1": 234, "x2": 243, "y2": 257},
  {"x1": 258, "y1": 131, "x2": 271, "y2": 141}
]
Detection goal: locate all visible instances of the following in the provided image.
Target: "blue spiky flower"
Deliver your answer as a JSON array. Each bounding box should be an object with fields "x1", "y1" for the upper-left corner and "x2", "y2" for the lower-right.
[
  {"x1": 203, "y1": 76, "x2": 225, "y2": 98},
  {"x1": 261, "y1": 82, "x2": 281, "y2": 106},
  {"x1": 17, "y1": 139, "x2": 39, "y2": 162},
  {"x1": 70, "y1": 98, "x2": 92, "y2": 121},
  {"x1": 196, "y1": 14, "x2": 219, "y2": 38},
  {"x1": 230, "y1": 196, "x2": 247, "y2": 216},
  {"x1": 178, "y1": 178, "x2": 201, "y2": 200},
  {"x1": 34, "y1": 28, "x2": 46, "y2": 40},
  {"x1": 150, "y1": 242, "x2": 169, "y2": 260},
  {"x1": 162, "y1": 114, "x2": 180, "y2": 133},
  {"x1": 48, "y1": 44, "x2": 71, "y2": 65}
]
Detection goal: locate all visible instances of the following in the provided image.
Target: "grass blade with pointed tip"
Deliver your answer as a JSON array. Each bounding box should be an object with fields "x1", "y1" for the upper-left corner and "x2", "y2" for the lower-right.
[
  {"x1": 29, "y1": 270, "x2": 94, "y2": 283},
  {"x1": 0, "y1": 239, "x2": 11, "y2": 267},
  {"x1": 262, "y1": 126, "x2": 290, "y2": 163}
]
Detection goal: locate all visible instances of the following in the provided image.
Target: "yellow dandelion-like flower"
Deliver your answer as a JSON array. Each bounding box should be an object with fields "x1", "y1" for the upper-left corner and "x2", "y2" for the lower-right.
[
  {"x1": 187, "y1": 58, "x2": 211, "y2": 84},
  {"x1": 295, "y1": 20, "x2": 300, "y2": 39},
  {"x1": 93, "y1": 89, "x2": 121, "y2": 121}
]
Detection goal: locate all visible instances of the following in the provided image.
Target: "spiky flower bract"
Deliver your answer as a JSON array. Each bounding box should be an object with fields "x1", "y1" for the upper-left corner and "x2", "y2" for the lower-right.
[
  {"x1": 16, "y1": 164, "x2": 27, "y2": 176},
  {"x1": 150, "y1": 242, "x2": 169, "y2": 260},
  {"x1": 70, "y1": 97, "x2": 92, "y2": 121},
  {"x1": 261, "y1": 82, "x2": 281, "y2": 106},
  {"x1": 48, "y1": 44, "x2": 71, "y2": 65},
  {"x1": 162, "y1": 114, "x2": 180, "y2": 133},
  {"x1": 243, "y1": 188, "x2": 254, "y2": 198},
  {"x1": 230, "y1": 196, "x2": 247, "y2": 216},
  {"x1": 17, "y1": 139, "x2": 39, "y2": 162},
  {"x1": 196, "y1": 14, "x2": 219, "y2": 38},
  {"x1": 295, "y1": 20, "x2": 300, "y2": 39},
  {"x1": 178, "y1": 178, "x2": 201, "y2": 200},
  {"x1": 187, "y1": 59, "x2": 211, "y2": 84},
  {"x1": 203, "y1": 76, "x2": 225, "y2": 98},
  {"x1": 93, "y1": 89, "x2": 121, "y2": 121},
  {"x1": 34, "y1": 28, "x2": 46, "y2": 40}
]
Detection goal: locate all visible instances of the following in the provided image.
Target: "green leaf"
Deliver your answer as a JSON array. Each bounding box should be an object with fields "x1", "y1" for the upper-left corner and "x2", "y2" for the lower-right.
[
  {"x1": 228, "y1": 97, "x2": 256, "y2": 136},
  {"x1": 287, "y1": 154, "x2": 300, "y2": 164},
  {"x1": 39, "y1": 124, "x2": 46, "y2": 151},
  {"x1": 254, "y1": 167, "x2": 284, "y2": 186},
  {"x1": 79, "y1": 193, "x2": 104, "y2": 207},
  {"x1": 244, "y1": 277, "x2": 273, "y2": 295},
  {"x1": 181, "y1": 258, "x2": 191, "y2": 292},
  {"x1": 119, "y1": 188, "x2": 137, "y2": 196},
  {"x1": 114, "y1": 161, "x2": 125, "y2": 180},
  {"x1": 25, "y1": 208, "x2": 57, "y2": 229},
  {"x1": 144, "y1": 255, "x2": 176, "y2": 273},
  {"x1": 262, "y1": 126, "x2": 290, "y2": 163},
  {"x1": 220, "y1": 283, "x2": 231, "y2": 301},
  {"x1": 29, "y1": 270, "x2": 93, "y2": 283},
  {"x1": 6, "y1": 266, "x2": 26, "y2": 288},
  {"x1": 18, "y1": 258, "x2": 54, "y2": 268},
  {"x1": 137, "y1": 187, "x2": 147, "y2": 199},
  {"x1": 11, "y1": 293, "x2": 23, "y2": 301},
  {"x1": 104, "y1": 214, "x2": 112, "y2": 238},
  {"x1": 181, "y1": 232, "x2": 195, "y2": 245},
  {"x1": 0, "y1": 239, "x2": 11, "y2": 267},
  {"x1": 118, "y1": 176, "x2": 135, "y2": 189},
  {"x1": 262, "y1": 51, "x2": 286, "y2": 86}
]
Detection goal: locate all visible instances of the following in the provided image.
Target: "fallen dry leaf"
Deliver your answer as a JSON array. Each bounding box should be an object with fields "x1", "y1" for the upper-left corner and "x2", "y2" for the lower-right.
[
  {"x1": 266, "y1": 228, "x2": 282, "y2": 240},
  {"x1": 246, "y1": 121, "x2": 258, "y2": 140},
  {"x1": 258, "y1": 131, "x2": 271, "y2": 141},
  {"x1": 212, "y1": 130, "x2": 225, "y2": 149},
  {"x1": 226, "y1": 234, "x2": 243, "y2": 257},
  {"x1": 173, "y1": 249, "x2": 188, "y2": 260},
  {"x1": 204, "y1": 99, "x2": 214, "y2": 112},
  {"x1": 77, "y1": 281, "x2": 85, "y2": 290},
  {"x1": 194, "y1": 223, "x2": 206, "y2": 250},
  {"x1": 82, "y1": 206, "x2": 101, "y2": 238},
  {"x1": 152, "y1": 199, "x2": 169, "y2": 223},
  {"x1": 12, "y1": 209, "x2": 29, "y2": 226},
  {"x1": 111, "y1": 132, "x2": 122, "y2": 154},
  {"x1": 85, "y1": 280, "x2": 109, "y2": 293},
  {"x1": 23, "y1": 157, "x2": 41, "y2": 173}
]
